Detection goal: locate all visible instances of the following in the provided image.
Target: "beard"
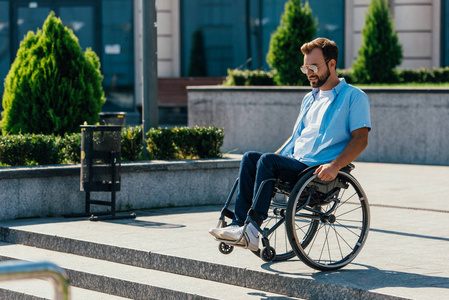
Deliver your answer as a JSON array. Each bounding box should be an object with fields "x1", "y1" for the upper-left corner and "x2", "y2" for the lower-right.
[{"x1": 308, "y1": 67, "x2": 331, "y2": 88}]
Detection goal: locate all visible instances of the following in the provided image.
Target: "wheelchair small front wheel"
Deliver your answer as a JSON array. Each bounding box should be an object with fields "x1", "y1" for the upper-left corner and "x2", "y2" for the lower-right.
[
  {"x1": 260, "y1": 246, "x2": 276, "y2": 262},
  {"x1": 218, "y1": 242, "x2": 234, "y2": 254}
]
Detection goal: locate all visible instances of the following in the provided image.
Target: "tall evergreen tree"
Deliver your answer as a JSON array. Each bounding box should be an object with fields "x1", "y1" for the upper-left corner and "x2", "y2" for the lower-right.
[
  {"x1": 353, "y1": 0, "x2": 402, "y2": 83},
  {"x1": 188, "y1": 30, "x2": 207, "y2": 77},
  {"x1": 1, "y1": 12, "x2": 105, "y2": 135},
  {"x1": 266, "y1": 0, "x2": 316, "y2": 86}
]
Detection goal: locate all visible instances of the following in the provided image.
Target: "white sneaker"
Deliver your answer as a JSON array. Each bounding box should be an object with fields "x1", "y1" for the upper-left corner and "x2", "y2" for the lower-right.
[
  {"x1": 209, "y1": 225, "x2": 240, "y2": 239},
  {"x1": 221, "y1": 226, "x2": 259, "y2": 252}
]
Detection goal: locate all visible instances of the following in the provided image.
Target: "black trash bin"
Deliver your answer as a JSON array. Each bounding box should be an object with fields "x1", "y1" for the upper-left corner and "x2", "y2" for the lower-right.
[
  {"x1": 76, "y1": 125, "x2": 135, "y2": 221},
  {"x1": 99, "y1": 112, "x2": 127, "y2": 126}
]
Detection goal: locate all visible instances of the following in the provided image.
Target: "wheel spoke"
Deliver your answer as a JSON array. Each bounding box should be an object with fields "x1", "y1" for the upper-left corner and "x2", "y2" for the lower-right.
[
  {"x1": 332, "y1": 223, "x2": 344, "y2": 260},
  {"x1": 331, "y1": 222, "x2": 356, "y2": 250},
  {"x1": 335, "y1": 204, "x2": 362, "y2": 219},
  {"x1": 334, "y1": 219, "x2": 363, "y2": 237},
  {"x1": 336, "y1": 191, "x2": 357, "y2": 208},
  {"x1": 306, "y1": 222, "x2": 324, "y2": 256}
]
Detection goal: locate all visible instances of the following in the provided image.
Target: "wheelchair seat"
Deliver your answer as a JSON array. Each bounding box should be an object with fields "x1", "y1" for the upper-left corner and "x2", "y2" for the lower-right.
[{"x1": 276, "y1": 163, "x2": 355, "y2": 194}]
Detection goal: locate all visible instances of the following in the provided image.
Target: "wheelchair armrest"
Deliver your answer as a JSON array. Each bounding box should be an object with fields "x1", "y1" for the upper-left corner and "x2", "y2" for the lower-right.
[
  {"x1": 298, "y1": 163, "x2": 355, "y2": 177},
  {"x1": 278, "y1": 163, "x2": 355, "y2": 189},
  {"x1": 341, "y1": 163, "x2": 355, "y2": 173}
]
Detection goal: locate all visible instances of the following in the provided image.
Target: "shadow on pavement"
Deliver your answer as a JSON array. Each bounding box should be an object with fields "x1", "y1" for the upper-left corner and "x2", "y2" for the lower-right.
[
  {"x1": 105, "y1": 218, "x2": 185, "y2": 229},
  {"x1": 312, "y1": 264, "x2": 449, "y2": 290},
  {"x1": 260, "y1": 262, "x2": 449, "y2": 290}
]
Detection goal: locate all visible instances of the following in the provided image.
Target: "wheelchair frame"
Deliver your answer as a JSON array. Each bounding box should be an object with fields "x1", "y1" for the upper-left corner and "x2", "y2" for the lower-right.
[{"x1": 214, "y1": 164, "x2": 370, "y2": 271}]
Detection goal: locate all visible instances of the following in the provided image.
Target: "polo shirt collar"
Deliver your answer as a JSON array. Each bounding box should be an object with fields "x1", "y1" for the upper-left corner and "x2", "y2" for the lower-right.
[{"x1": 311, "y1": 78, "x2": 348, "y2": 98}]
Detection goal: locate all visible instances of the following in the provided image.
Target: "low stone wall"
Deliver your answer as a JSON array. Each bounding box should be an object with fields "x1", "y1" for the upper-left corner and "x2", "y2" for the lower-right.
[
  {"x1": 188, "y1": 86, "x2": 449, "y2": 166},
  {"x1": 0, "y1": 157, "x2": 241, "y2": 220}
]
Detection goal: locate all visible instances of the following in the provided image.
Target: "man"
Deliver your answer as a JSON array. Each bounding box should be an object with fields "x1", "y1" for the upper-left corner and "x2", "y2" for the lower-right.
[{"x1": 209, "y1": 38, "x2": 371, "y2": 252}]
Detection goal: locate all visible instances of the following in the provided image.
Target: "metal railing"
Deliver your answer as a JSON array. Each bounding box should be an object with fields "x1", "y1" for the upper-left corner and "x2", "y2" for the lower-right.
[{"x1": 0, "y1": 260, "x2": 70, "y2": 300}]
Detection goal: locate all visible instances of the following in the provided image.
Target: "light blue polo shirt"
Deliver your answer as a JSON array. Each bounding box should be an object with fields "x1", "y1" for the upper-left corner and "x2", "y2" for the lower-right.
[{"x1": 280, "y1": 78, "x2": 371, "y2": 166}]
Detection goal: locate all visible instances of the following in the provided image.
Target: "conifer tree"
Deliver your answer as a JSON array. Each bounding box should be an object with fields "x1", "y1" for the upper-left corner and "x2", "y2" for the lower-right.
[
  {"x1": 353, "y1": 0, "x2": 402, "y2": 83},
  {"x1": 266, "y1": 0, "x2": 316, "y2": 86},
  {"x1": 1, "y1": 11, "x2": 105, "y2": 135},
  {"x1": 188, "y1": 30, "x2": 207, "y2": 76}
]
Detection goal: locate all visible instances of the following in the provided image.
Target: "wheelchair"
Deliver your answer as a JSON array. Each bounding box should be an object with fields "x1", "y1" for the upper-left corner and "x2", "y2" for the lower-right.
[{"x1": 214, "y1": 163, "x2": 370, "y2": 271}]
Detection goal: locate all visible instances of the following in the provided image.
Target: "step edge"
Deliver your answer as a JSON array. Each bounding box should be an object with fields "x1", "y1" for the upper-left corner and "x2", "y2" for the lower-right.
[{"x1": 0, "y1": 227, "x2": 404, "y2": 300}]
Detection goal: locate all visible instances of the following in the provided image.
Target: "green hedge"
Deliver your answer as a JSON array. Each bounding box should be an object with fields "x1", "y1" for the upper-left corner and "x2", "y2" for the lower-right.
[
  {"x1": 121, "y1": 125, "x2": 143, "y2": 162},
  {"x1": 0, "y1": 134, "x2": 61, "y2": 166},
  {"x1": 0, "y1": 126, "x2": 224, "y2": 167},
  {"x1": 222, "y1": 69, "x2": 275, "y2": 86},
  {"x1": 396, "y1": 67, "x2": 449, "y2": 83},
  {"x1": 223, "y1": 67, "x2": 449, "y2": 86},
  {"x1": 146, "y1": 126, "x2": 224, "y2": 160}
]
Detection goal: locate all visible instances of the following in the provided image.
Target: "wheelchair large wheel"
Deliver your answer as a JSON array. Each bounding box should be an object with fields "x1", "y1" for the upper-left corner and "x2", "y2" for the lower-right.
[
  {"x1": 252, "y1": 190, "x2": 319, "y2": 262},
  {"x1": 286, "y1": 170, "x2": 370, "y2": 271}
]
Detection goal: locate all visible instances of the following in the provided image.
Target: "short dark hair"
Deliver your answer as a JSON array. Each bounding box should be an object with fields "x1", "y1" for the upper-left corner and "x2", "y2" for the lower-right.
[{"x1": 301, "y1": 38, "x2": 338, "y2": 65}]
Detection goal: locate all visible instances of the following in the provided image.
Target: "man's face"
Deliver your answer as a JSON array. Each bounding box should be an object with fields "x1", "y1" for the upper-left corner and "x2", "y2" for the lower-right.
[{"x1": 302, "y1": 48, "x2": 330, "y2": 89}]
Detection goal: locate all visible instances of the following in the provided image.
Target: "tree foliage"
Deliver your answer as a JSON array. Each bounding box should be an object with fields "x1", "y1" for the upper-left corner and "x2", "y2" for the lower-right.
[
  {"x1": 266, "y1": 0, "x2": 316, "y2": 86},
  {"x1": 353, "y1": 0, "x2": 402, "y2": 83},
  {"x1": 188, "y1": 30, "x2": 207, "y2": 76},
  {"x1": 1, "y1": 11, "x2": 105, "y2": 135}
]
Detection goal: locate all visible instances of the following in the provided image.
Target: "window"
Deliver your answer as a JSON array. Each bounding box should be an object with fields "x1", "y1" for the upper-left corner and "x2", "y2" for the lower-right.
[
  {"x1": 180, "y1": 0, "x2": 345, "y2": 76},
  {"x1": 0, "y1": 1, "x2": 9, "y2": 98}
]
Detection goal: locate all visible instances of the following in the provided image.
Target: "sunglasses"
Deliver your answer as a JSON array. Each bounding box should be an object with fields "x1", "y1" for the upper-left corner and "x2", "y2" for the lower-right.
[{"x1": 300, "y1": 60, "x2": 329, "y2": 74}]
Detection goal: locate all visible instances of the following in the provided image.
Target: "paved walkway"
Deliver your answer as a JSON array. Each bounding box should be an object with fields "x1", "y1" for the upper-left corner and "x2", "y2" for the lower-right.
[{"x1": 0, "y1": 162, "x2": 447, "y2": 299}]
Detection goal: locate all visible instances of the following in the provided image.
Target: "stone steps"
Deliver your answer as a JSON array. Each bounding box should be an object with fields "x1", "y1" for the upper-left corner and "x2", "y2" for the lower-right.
[
  {"x1": 0, "y1": 282, "x2": 131, "y2": 300},
  {"x1": 0, "y1": 224, "x2": 409, "y2": 300},
  {"x1": 0, "y1": 163, "x2": 446, "y2": 300},
  {"x1": 0, "y1": 207, "x2": 412, "y2": 300},
  {"x1": 0, "y1": 240, "x2": 302, "y2": 299}
]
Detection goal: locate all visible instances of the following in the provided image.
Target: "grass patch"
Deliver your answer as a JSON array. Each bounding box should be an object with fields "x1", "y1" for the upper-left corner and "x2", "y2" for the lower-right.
[{"x1": 353, "y1": 82, "x2": 449, "y2": 88}]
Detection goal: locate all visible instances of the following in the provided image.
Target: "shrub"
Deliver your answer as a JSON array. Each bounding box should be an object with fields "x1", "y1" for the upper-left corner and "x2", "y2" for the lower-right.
[
  {"x1": 266, "y1": 0, "x2": 316, "y2": 86},
  {"x1": 59, "y1": 133, "x2": 81, "y2": 164},
  {"x1": 0, "y1": 134, "x2": 60, "y2": 166},
  {"x1": 353, "y1": 0, "x2": 402, "y2": 83},
  {"x1": 336, "y1": 69, "x2": 356, "y2": 84},
  {"x1": 395, "y1": 67, "x2": 449, "y2": 84},
  {"x1": 432, "y1": 67, "x2": 449, "y2": 82},
  {"x1": 1, "y1": 11, "x2": 105, "y2": 136},
  {"x1": 172, "y1": 126, "x2": 196, "y2": 158},
  {"x1": 147, "y1": 126, "x2": 224, "y2": 160},
  {"x1": 174, "y1": 126, "x2": 224, "y2": 159},
  {"x1": 121, "y1": 125, "x2": 143, "y2": 161},
  {"x1": 191, "y1": 126, "x2": 224, "y2": 158},
  {"x1": 146, "y1": 127, "x2": 179, "y2": 160},
  {"x1": 0, "y1": 126, "x2": 224, "y2": 166},
  {"x1": 222, "y1": 69, "x2": 275, "y2": 86}
]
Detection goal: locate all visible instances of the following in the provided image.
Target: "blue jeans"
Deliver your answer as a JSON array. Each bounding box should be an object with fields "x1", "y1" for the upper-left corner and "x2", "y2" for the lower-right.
[{"x1": 231, "y1": 151, "x2": 308, "y2": 226}]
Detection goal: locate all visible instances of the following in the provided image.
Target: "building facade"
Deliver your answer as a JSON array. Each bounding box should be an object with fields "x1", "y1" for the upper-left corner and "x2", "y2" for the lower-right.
[
  {"x1": 0, "y1": 0, "x2": 448, "y2": 114},
  {"x1": 345, "y1": 0, "x2": 442, "y2": 70}
]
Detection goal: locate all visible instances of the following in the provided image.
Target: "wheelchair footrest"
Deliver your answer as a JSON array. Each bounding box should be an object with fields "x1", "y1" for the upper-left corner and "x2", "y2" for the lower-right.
[
  {"x1": 221, "y1": 208, "x2": 235, "y2": 219},
  {"x1": 248, "y1": 209, "x2": 263, "y2": 227}
]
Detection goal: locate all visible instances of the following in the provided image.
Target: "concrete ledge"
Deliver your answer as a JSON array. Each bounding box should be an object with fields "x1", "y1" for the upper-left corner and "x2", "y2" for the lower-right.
[
  {"x1": 0, "y1": 156, "x2": 241, "y2": 220},
  {"x1": 188, "y1": 86, "x2": 449, "y2": 165}
]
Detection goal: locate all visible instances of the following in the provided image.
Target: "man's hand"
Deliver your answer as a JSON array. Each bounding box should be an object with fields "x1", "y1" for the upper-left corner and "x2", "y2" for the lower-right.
[
  {"x1": 313, "y1": 164, "x2": 339, "y2": 181},
  {"x1": 313, "y1": 127, "x2": 369, "y2": 181}
]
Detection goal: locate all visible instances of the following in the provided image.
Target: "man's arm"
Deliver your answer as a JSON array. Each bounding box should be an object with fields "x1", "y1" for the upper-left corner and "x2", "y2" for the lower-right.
[
  {"x1": 314, "y1": 127, "x2": 369, "y2": 181},
  {"x1": 274, "y1": 136, "x2": 292, "y2": 154}
]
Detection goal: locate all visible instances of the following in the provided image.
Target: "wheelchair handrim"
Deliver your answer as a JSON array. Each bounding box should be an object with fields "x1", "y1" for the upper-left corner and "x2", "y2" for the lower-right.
[{"x1": 287, "y1": 171, "x2": 370, "y2": 270}]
